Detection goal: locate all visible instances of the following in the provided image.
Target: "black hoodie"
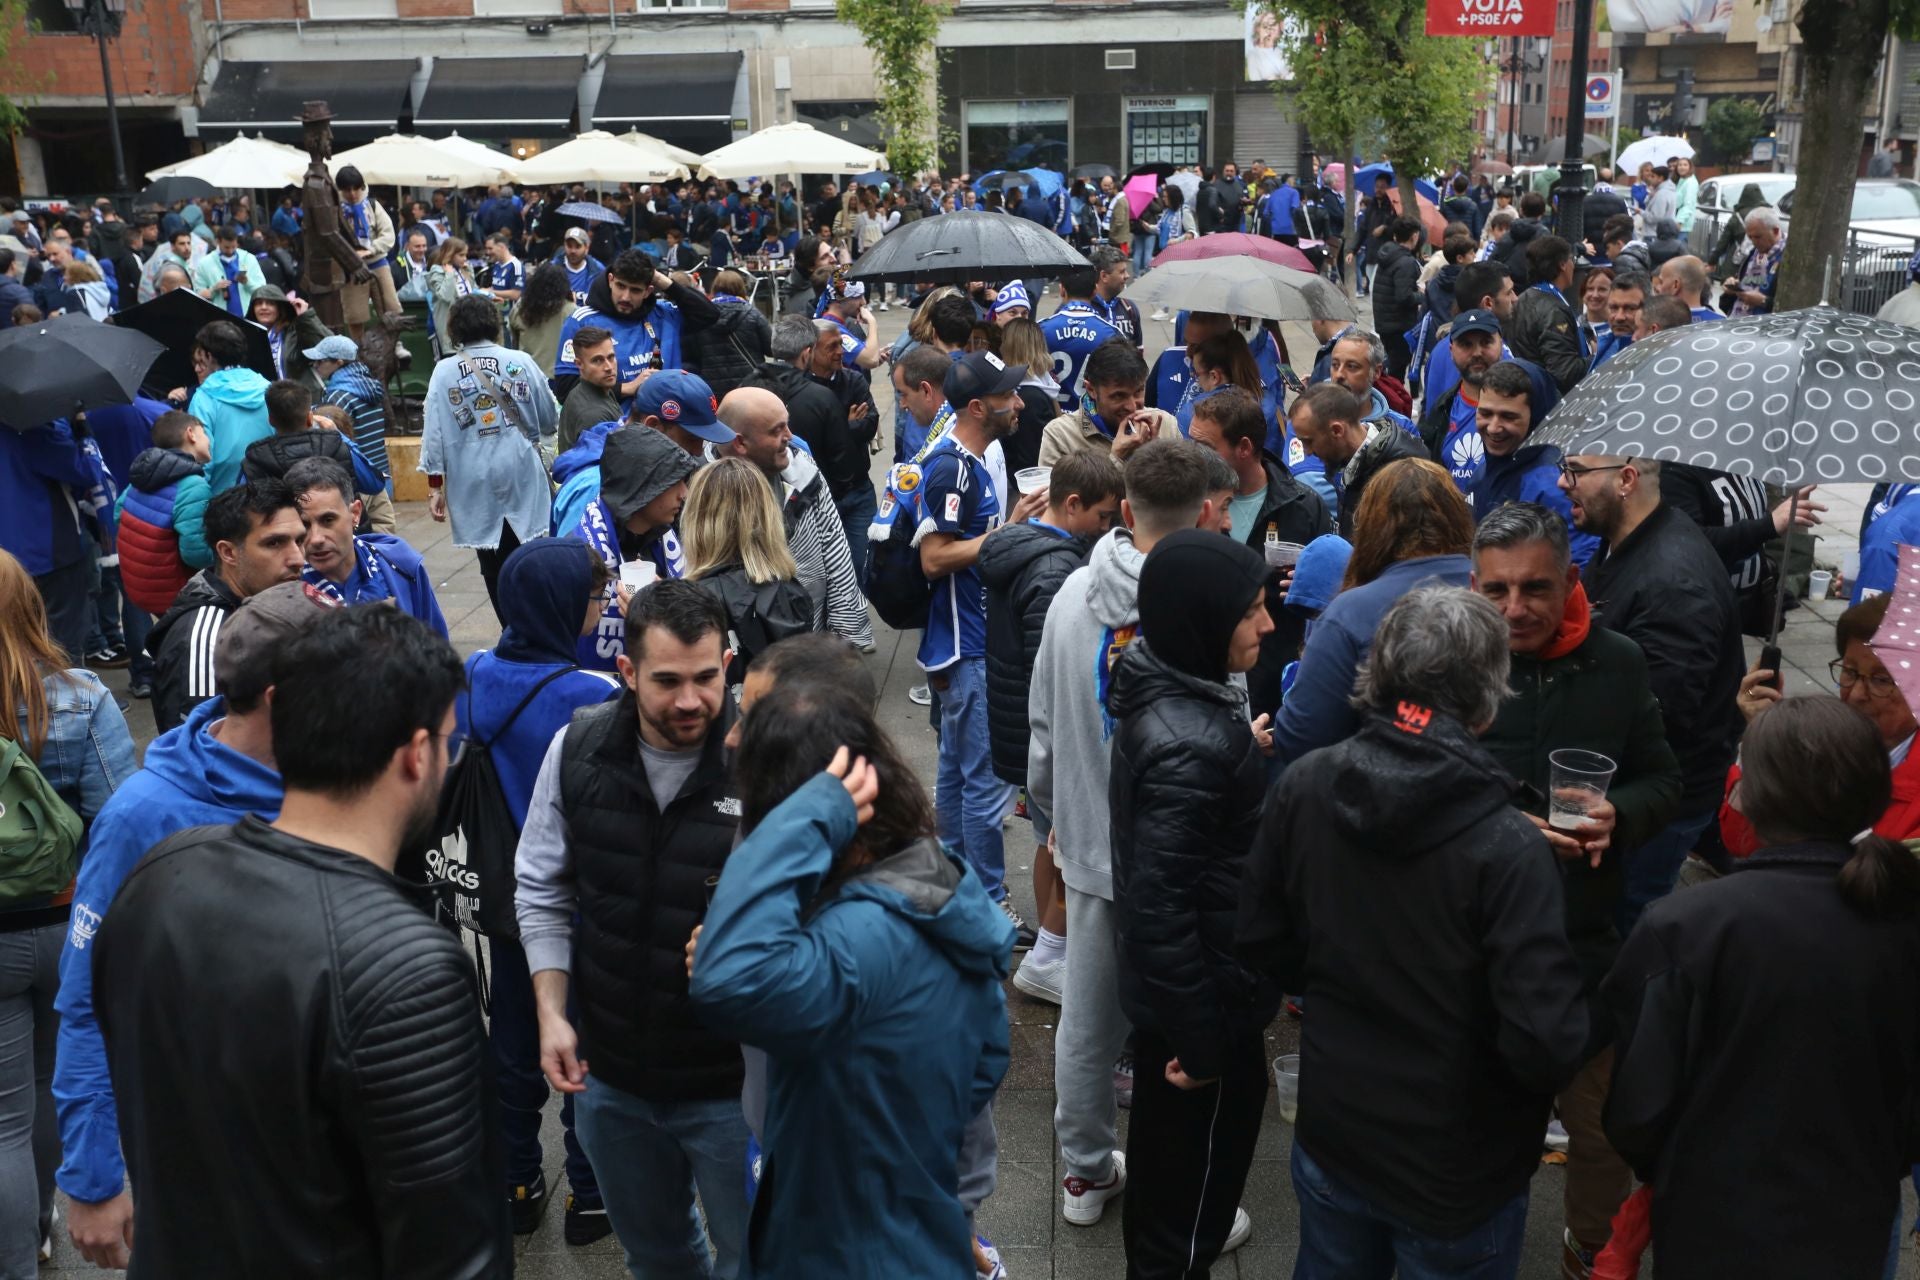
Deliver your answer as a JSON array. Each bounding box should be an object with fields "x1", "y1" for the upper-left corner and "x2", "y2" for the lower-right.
[
  {"x1": 683, "y1": 297, "x2": 773, "y2": 400},
  {"x1": 979, "y1": 521, "x2": 1088, "y2": 786},
  {"x1": 738, "y1": 360, "x2": 861, "y2": 498},
  {"x1": 1237, "y1": 706, "x2": 1594, "y2": 1236}
]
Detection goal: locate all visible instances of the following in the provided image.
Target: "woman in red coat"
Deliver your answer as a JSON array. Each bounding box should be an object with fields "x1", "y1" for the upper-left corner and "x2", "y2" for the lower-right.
[{"x1": 1724, "y1": 593, "x2": 1920, "y2": 854}]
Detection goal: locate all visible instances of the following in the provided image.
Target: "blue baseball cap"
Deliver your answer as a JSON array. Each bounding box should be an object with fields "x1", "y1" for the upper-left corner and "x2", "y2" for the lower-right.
[
  {"x1": 631, "y1": 370, "x2": 732, "y2": 444},
  {"x1": 1450, "y1": 308, "x2": 1501, "y2": 340}
]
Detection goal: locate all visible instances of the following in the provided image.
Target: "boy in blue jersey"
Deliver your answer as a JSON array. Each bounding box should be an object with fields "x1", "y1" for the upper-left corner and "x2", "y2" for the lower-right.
[
  {"x1": 571, "y1": 425, "x2": 697, "y2": 670},
  {"x1": 552, "y1": 248, "x2": 721, "y2": 410},
  {"x1": 1039, "y1": 265, "x2": 1119, "y2": 413},
  {"x1": 918, "y1": 351, "x2": 1049, "y2": 942},
  {"x1": 553, "y1": 228, "x2": 605, "y2": 304},
  {"x1": 1468, "y1": 359, "x2": 1599, "y2": 568}
]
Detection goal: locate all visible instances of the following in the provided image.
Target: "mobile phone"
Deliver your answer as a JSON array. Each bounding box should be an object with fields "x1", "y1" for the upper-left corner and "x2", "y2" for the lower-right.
[{"x1": 1758, "y1": 643, "x2": 1783, "y2": 691}]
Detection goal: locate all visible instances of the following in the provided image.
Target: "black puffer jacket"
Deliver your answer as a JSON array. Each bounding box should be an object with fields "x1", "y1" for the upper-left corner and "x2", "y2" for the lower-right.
[
  {"x1": 1235, "y1": 453, "x2": 1332, "y2": 721},
  {"x1": 96, "y1": 816, "x2": 510, "y2": 1278},
  {"x1": 1507, "y1": 283, "x2": 1587, "y2": 393},
  {"x1": 739, "y1": 360, "x2": 857, "y2": 498},
  {"x1": 1107, "y1": 640, "x2": 1279, "y2": 1081},
  {"x1": 1422, "y1": 262, "x2": 1463, "y2": 328},
  {"x1": 683, "y1": 298, "x2": 773, "y2": 400},
  {"x1": 1495, "y1": 217, "x2": 1545, "y2": 285},
  {"x1": 1369, "y1": 240, "x2": 1423, "y2": 338},
  {"x1": 980, "y1": 522, "x2": 1088, "y2": 787},
  {"x1": 1236, "y1": 707, "x2": 1593, "y2": 1237}
]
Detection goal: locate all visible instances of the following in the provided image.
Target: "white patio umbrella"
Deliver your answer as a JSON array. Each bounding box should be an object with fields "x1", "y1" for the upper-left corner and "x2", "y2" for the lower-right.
[
  {"x1": 614, "y1": 129, "x2": 704, "y2": 171},
  {"x1": 1615, "y1": 134, "x2": 1695, "y2": 174},
  {"x1": 511, "y1": 130, "x2": 688, "y2": 187},
  {"x1": 327, "y1": 135, "x2": 506, "y2": 188},
  {"x1": 145, "y1": 134, "x2": 309, "y2": 189},
  {"x1": 697, "y1": 121, "x2": 884, "y2": 181},
  {"x1": 429, "y1": 132, "x2": 522, "y2": 175}
]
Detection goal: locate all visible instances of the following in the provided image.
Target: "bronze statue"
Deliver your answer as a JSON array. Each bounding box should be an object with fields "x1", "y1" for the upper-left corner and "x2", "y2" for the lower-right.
[{"x1": 298, "y1": 100, "x2": 372, "y2": 332}]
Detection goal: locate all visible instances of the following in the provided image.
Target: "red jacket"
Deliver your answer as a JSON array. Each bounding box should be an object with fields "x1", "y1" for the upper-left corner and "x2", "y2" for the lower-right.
[{"x1": 1720, "y1": 742, "x2": 1920, "y2": 856}]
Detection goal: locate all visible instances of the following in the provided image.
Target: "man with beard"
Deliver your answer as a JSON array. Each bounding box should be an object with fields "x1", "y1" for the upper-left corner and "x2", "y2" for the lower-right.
[
  {"x1": 1087, "y1": 246, "x2": 1143, "y2": 351},
  {"x1": 1418, "y1": 260, "x2": 1517, "y2": 419},
  {"x1": 551, "y1": 248, "x2": 720, "y2": 409},
  {"x1": 95, "y1": 606, "x2": 509, "y2": 1278},
  {"x1": 517, "y1": 580, "x2": 750, "y2": 1280},
  {"x1": 147, "y1": 480, "x2": 308, "y2": 733},
  {"x1": 1420, "y1": 310, "x2": 1505, "y2": 493}
]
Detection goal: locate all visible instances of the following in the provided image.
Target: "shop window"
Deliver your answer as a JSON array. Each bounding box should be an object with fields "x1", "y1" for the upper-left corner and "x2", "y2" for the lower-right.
[{"x1": 964, "y1": 99, "x2": 1069, "y2": 175}]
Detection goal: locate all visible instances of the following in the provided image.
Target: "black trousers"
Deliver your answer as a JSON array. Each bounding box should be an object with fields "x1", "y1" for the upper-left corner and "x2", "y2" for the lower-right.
[
  {"x1": 1383, "y1": 331, "x2": 1414, "y2": 381},
  {"x1": 473, "y1": 521, "x2": 522, "y2": 626},
  {"x1": 34, "y1": 556, "x2": 93, "y2": 662},
  {"x1": 1122, "y1": 1027, "x2": 1269, "y2": 1280}
]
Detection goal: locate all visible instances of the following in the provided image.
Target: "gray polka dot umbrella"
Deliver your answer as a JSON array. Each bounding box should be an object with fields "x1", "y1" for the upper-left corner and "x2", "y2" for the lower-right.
[{"x1": 1531, "y1": 305, "x2": 1920, "y2": 489}]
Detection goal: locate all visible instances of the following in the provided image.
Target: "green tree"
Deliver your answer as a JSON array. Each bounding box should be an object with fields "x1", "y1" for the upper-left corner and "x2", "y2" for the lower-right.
[
  {"x1": 0, "y1": 0, "x2": 44, "y2": 141},
  {"x1": 1704, "y1": 97, "x2": 1766, "y2": 165},
  {"x1": 1776, "y1": 0, "x2": 1920, "y2": 310},
  {"x1": 836, "y1": 0, "x2": 949, "y2": 178}
]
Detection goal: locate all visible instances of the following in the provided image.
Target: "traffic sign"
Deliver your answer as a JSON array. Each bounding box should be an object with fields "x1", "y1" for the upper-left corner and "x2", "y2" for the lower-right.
[{"x1": 1585, "y1": 73, "x2": 1618, "y2": 119}]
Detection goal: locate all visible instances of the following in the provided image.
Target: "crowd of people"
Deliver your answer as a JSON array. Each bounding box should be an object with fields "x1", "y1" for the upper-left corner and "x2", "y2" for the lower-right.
[{"x1": 5, "y1": 133, "x2": 1920, "y2": 1280}]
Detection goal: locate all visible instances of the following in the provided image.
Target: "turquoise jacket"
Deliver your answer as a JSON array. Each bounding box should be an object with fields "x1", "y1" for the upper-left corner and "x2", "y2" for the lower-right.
[
  {"x1": 188, "y1": 367, "x2": 272, "y2": 492},
  {"x1": 690, "y1": 774, "x2": 1012, "y2": 1279}
]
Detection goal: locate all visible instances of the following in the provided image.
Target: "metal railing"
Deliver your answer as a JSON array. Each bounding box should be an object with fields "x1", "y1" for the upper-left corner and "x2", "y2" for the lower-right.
[{"x1": 1827, "y1": 227, "x2": 1919, "y2": 317}]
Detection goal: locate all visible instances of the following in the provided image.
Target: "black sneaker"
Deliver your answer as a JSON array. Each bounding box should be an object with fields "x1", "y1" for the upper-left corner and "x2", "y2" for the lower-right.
[
  {"x1": 564, "y1": 1194, "x2": 613, "y2": 1246},
  {"x1": 85, "y1": 645, "x2": 129, "y2": 669},
  {"x1": 998, "y1": 897, "x2": 1037, "y2": 952},
  {"x1": 509, "y1": 1172, "x2": 549, "y2": 1235},
  {"x1": 128, "y1": 677, "x2": 153, "y2": 700}
]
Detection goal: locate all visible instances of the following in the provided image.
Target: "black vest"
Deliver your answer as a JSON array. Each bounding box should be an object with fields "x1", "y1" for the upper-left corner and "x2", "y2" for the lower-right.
[{"x1": 559, "y1": 694, "x2": 744, "y2": 1101}]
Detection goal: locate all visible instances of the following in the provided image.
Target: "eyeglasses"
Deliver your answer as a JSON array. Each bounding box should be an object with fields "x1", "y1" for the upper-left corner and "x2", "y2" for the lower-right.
[
  {"x1": 1831, "y1": 660, "x2": 1902, "y2": 698},
  {"x1": 1557, "y1": 462, "x2": 1628, "y2": 482}
]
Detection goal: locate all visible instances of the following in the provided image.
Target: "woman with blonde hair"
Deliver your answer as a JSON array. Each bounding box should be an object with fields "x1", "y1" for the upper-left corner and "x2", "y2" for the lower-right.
[
  {"x1": 995, "y1": 317, "x2": 1057, "y2": 475},
  {"x1": 425, "y1": 236, "x2": 478, "y2": 359},
  {"x1": 59, "y1": 258, "x2": 112, "y2": 320},
  {"x1": 0, "y1": 548, "x2": 134, "y2": 1275},
  {"x1": 682, "y1": 458, "x2": 818, "y2": 690}
]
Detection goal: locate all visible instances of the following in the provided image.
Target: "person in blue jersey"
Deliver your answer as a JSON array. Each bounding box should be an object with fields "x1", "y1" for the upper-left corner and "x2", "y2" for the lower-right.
[
  {"x1": 552, "y1": 248, "x2": 721, "y2": 409},
  {"x1": 1146, "y1": 310, "x2": 1228, "y2": 417},
  {"x1": 484, "y1": 231, "x2": 526, "y2": 304},
  {"x1": 1307, "y1": 316, "x2": 1357, "y2": 386},
  {"x1": 1038, "y1": 265, "x2": 1119, "y2": 413},
  {"x1": 1176, "y1": 331, "x2": 1265, "y2": 437},
  {"x1": 571, "y1": 425, "x2": 697, "y2": 671},
  {"x1": 552, "y1": 228, "x2": 604, "y2": 304},
  {"x1": 1324, "y1": 329, "x2": 1419, "y2": 440},
  {"x1": 1419, "y1": 310, "x2": 1504, "y2": 494},
  {"x1": 285, "y1": 457, "x2": 448, "y2": 636},
  {"x1": 1467, "y1": 360, "x2": 1599, "y2": 568},
  {"x1": 53, "y1": 583, "x2": 330, "y2": 1270},
  {"x1": 918, "y1": 351, "x2": 1049, "y2": 940},
  {"x1": 455, "y1": 538, "x2": 622, "y2": 1245},
  {"x1": 1087, "y1": 246, "x2": 1143, "y2": 350},
  {"x1": 1264, "y1": 172, "x2": 1303, "y2": 245},
  {"x1": 1590, "y1": 272, "x2": 1648, "y2": 371},
  {"x1": 1418, "y1": 260, "x2": 1517, "y2": 419},
  {"x1": 1854, "y1": 484, "x2": 1920, "y2": 604},
  {"x1": 1652, "y1": 255, "x2": 1721, "y2": 324}
]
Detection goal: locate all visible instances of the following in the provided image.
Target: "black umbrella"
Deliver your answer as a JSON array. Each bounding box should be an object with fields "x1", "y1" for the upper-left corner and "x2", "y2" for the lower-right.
[
  {"x1": 0, "y1": 313, "x2": 166, "y2": 428},
  {"x1": 1069, "y1": 163, "x2": 1117, "y2": 183},
  {"x1": 844, "y1": 210, "x2": 1092, "y2": 286},
  {"x1": 1126, "y1": 162, "x2": 1177, "y2": 181},
  {"x1": 137, "y1": 175, "x2": 217, "y2": 207},
  {"x1": 111, "y1": 289, "x2": 278, "y2": 395}
]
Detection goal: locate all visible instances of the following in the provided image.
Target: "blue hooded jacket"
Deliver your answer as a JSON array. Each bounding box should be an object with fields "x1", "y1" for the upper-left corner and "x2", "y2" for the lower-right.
[
  {"x1": 189, "y1": 366, "x2": 273, "y2": 493},
  {"x1": 550, "y1": 421, "x2": 620, "y2": 538},
  {"x1": 0, "y1": 418, "x2": 95, "y2": 576},
  {"x1": 1464, "y1": 358, "x2": 1600, "y2": 567},
  {"x1": 53, "y1": 696, "x2": 284, "y2": 1204},
  {"x1": 690, "y1": 775, "x2": 1012, "y2": 1280},
  {"x1": 455, "y1": 537, "x2": 621, "y2": 827}
]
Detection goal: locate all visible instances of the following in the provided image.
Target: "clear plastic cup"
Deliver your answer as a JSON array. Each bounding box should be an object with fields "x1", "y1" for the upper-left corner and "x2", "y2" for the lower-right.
[
  {"x1": 619, "y1": 560, "x2": 658, "y2": 593},
  {"x1": 1266, "y1": 540, "x2": 1306, "y2": 569},
  {"x1": 1548, "y1": 749, "x2": 1617, "y2": 832},
  {"x1": 1809, "y1": 569, "x2": 1833, "y2": 601},
  {"x1": 1273, "y1": 1053, "x2": 1300, "y2": 1124},
  {"x1": 1016, "y1": 466, "x2": 1052, "y2": 496}
]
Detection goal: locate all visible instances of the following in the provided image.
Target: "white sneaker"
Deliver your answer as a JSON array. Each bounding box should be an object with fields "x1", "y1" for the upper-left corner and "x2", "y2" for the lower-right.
[
  {"x1": 1222, "y1": 1206, "x2": 1252, "y2": 1253},
  {"x1": 1063, "y1": 1150, "x2": 1127, "y2": 1225},
  {"x1": 975, "y1": 1234, "x2": 1007, "y2": 1279},
  {"x1": 1011, "y1": 952, "x2": 1064, "y2": 1004},
  {"x1": 877, "y1": 301, "x2": 891, "y2": 312},
  {"x1": 1545, "y1": 1117, "x2": 1570, "y2": 1153},
  {"x1": 908, "y1": 683, "x2": 933, "y2": 706},
  {"x1": 1149, "y1": 308, "x2": 1170, "y2": 321}
]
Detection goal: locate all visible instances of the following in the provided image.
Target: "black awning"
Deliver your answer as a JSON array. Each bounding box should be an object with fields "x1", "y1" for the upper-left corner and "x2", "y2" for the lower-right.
[
  {"x1": 199, "y1": 60, "x2": 417, "y2": 132},
  {"x1": 414, "y1": 57, "x2": 582, "y2": 129},
  {"x1": 592, "y1": 51, "x2": 740, "y2": 128}
]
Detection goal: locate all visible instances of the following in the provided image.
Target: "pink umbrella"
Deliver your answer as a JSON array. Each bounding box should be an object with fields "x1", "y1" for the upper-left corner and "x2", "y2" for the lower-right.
[
  {"x1": 1152, "y1": 232, "x2": 1314, "y2": 273},
  {"x1": 1124, "y1": 173, "x2": 1160, "y2": 220},
  {"x1": 1321, "y1": 162, "x2": 1346, "y2": 194},
  {"x1": 1869, "y1": 543, "x2": 1920, "y2": 716}
]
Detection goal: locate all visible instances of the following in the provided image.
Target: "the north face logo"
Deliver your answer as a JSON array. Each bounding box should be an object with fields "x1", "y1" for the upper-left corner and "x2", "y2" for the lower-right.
[{"x1": 714, "y1": 796, "x2": 742, "y2": 817}]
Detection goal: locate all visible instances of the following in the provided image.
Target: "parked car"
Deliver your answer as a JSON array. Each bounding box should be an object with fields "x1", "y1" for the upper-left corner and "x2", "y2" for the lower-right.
[
  {"x1": 1692, "y1": 177, "x2": 1920, "y2": 314},
  {"x1": 1686, "y1": 173, "x2": 1797, "y2": 259}
]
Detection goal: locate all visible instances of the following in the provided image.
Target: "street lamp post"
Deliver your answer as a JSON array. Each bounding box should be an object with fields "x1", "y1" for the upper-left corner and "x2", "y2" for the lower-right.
[
  {"x1": 67, "y1": 0, "x2": 129, "y2": 198},
  {"x1": 1555, "y1": 0, "x2": 1595, "y2": 245}
]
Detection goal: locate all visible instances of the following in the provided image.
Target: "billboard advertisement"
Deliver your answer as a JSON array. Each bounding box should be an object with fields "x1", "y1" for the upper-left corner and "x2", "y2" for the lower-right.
[
  {"x1": 1425, "y1": 0, "x2": 1555, "y2": 36},
  {"x1": 1600, "y1": 0, "x2": 1735, "y2": 35},
  {"x1": 1245, "y1": 8, "x2": 1301, "y2": 82}
]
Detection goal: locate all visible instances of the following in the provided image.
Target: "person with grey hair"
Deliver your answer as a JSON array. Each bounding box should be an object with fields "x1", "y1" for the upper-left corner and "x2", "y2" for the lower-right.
[
  {"x1": 1238, "y1": 583, "x2": 1593, "y2": 1276},
  {"x1": 1323, "y1": 328, "x2": 1419, "y2": 440},
  {"x1": 1471, "y1": 501, "x2": 1681, "y2": 1272},
  {"x1": 1723, "y1": 205, "x2": 1784, "y2": 316}
]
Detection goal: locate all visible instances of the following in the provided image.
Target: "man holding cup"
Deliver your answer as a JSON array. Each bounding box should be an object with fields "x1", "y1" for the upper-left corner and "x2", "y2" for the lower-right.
[
  {"x1": 1186, "y1": 386, "x2": 1331, "y2": 723},
  {"x1": 1470, "y1": 502, "x2": 1682, "y2": 1279}
]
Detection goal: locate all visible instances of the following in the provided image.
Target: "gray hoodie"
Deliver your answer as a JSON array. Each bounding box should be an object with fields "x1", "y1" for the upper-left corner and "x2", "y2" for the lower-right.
[{"x1": 1027, "y1": 525, "x2": 1147, "y2": 900}]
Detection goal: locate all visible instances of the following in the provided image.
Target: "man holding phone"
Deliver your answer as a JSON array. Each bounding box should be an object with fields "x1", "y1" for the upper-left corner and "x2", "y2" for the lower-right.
[{"x1": 1038, "y1": 337, "x2": 1178, "y2": 467}]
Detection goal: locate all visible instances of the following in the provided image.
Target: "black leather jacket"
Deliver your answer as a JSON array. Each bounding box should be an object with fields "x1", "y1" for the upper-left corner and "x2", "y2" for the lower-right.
[{"x1": 95, "y1": 816, "x2": 510, "y2": 1279}]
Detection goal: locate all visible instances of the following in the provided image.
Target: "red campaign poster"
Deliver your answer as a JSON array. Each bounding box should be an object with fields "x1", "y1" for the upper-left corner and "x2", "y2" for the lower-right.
[{"x1": 1425, "y1": 0, "x2": 1556, "y2": 36}]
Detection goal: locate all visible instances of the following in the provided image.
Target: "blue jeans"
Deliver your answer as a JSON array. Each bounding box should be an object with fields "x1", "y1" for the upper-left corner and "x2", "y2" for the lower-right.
[
  {"x1": 574, "y1": 1082, "x2": 750, "y2": 1280},
  {"x1": 1132, "y1": 235, "x2": 1154, "y2": 277},
  {"x1": 1613, "y1": 807, "x2": 1716, "y2": 938},
  {"x1": 931, "y1": 656, "x2": 1006, "y2": 901},
  {"x1": 1291, "y1": 1144, "x2": 1528, "y2": 1280},
  {"x1": 487, "y1": 938, "x2": 597, "y2": 1203},
  {"x1": 834, "y1": 483, "x2": 877, "y2": 589}
]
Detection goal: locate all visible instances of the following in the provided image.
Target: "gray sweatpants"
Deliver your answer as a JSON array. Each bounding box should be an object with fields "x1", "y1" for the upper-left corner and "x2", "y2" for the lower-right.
[{"x1": 1054, "y1": 887, "x2": 1130, "y2": 1182}]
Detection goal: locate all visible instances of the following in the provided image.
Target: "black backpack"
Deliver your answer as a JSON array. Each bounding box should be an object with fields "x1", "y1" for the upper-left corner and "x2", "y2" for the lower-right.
[{"x1": 431, "y1": 667, "x2": 572, "y2": 937}]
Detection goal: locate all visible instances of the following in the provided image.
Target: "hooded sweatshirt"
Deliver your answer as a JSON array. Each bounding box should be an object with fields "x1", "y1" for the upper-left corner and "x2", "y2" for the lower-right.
[
  {"x1": 116, "y1": 446, "x2": 213, "y2": 615},
  {"x1": 1029, "y1": 526, "x2": 1148, "y2": 899},
  {"x1": 52, "y1": 696, "x2": 285, "y2": 1204},
  {"x1": 188, "y1": 366, "x2": 273, "y2": 492},
  {"x1": 979, "y1": 520, "x2": 1088, "y2": 787},
  {"x1": 457, "y1": 537, "x2": 622, "y2": 826},
  {"x1": 689, "y1": 774, "x2": 1012, "y2": 1280}
]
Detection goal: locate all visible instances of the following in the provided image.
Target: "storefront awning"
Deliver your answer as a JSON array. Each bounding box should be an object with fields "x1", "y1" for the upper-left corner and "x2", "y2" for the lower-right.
[
  {"x1": 592, "y1": 52, "x2": 740, "y2": 128},
  {"x1": 200, "y1": 60, "x2": 418, "y2": 133},
  {"x1": 414, "y1": 57, "x2": 582, "y2": 130}
]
